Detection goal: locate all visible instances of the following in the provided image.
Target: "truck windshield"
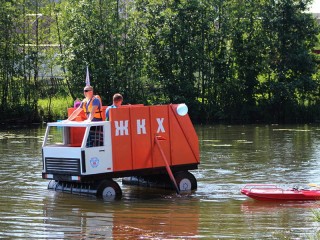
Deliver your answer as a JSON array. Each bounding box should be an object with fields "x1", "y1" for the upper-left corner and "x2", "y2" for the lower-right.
[
  {"x1": 44, "y1": 125, "x2": 104, "y2": 148},
  {"x1": 45, "y1": 126, "x2": 86, "y2": 147}
]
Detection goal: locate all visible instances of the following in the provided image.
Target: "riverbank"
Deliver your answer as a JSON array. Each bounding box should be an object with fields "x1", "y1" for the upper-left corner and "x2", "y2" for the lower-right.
[{"x1": 2, "y1": 96, "x2": 320, "y2": 125}]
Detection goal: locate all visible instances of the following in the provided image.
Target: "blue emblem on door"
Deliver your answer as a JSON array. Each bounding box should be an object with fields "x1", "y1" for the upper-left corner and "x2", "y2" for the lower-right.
[{"x1": 90, "y1": 157, "x2": 99, "y2": 168}]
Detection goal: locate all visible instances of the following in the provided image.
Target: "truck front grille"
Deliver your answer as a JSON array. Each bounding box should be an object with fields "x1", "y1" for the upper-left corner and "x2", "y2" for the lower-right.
[{"x1": 45, "y1": 158, "x2": 81, "y2": 174}]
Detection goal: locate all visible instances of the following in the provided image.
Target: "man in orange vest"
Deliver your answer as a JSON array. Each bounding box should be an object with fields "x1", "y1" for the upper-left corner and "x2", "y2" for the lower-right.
[{"x1": 67, "y1": 85, "x2": 103, "y2": 122}]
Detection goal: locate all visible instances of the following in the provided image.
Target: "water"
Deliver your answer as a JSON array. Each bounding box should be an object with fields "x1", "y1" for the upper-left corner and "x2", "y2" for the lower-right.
[{"x1": 0, "y1": 124, "x2": 320, "y2": 239}]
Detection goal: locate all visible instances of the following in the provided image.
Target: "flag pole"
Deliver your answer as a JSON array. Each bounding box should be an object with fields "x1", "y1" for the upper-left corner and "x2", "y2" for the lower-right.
[{"x1": 85, "y1": 66, "x2": 90, "y2": 86}]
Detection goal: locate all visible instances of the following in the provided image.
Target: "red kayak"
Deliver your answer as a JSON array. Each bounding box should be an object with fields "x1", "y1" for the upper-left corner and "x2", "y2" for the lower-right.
[{"x1": 241, "y1": 184, "x2": 320, "y2": 201}]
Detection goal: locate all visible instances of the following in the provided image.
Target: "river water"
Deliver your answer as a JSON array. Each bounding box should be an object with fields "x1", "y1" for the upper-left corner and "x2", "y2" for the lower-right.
[{"x1": 0, "y1": 124, "x2": 320, "y2": 239}]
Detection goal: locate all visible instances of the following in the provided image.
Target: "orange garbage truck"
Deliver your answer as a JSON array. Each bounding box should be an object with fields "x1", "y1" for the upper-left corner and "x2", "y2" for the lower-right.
[{"x1": 42, "y1": 104, "x2": 200, "y2": 199}]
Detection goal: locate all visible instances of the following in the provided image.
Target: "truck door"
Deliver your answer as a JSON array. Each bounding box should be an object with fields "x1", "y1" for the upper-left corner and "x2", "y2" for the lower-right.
[{"x1": 83, "y1": 124, "x2": 113, "y2": 175}]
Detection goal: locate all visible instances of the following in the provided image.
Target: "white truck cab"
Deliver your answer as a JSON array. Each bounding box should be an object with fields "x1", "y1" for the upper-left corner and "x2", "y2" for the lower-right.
[{"x1": 42, "y1": 121, "x2": 113, "y2": 180}]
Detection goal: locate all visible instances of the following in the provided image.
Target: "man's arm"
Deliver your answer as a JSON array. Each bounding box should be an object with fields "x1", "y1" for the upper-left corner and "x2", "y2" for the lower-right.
[
  {"x1": 67, "y1": 107, "x2": 83, "y2": 121},
  {"x1": 87, "y1": 105, "x2": 98, "y2": 121}
]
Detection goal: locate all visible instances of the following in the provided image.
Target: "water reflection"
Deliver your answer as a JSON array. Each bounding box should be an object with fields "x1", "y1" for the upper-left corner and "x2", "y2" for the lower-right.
[
  {"x1": 241, "y1": 199, "x2": 320, "y2": 213},
  {"x1": 42, "y1": 188, "x2": 200, "y2": 239},
  {"x1": 240, "y1": 200, "x2": 319, "y2": 239}
]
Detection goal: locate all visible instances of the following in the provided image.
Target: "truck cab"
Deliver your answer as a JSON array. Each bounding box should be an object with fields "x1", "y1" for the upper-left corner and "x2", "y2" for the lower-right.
[{"x1": 42, "y1": 121, "x2": 113, "y2": 180}]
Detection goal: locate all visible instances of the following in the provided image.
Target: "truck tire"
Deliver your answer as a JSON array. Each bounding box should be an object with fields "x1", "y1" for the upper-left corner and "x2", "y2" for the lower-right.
[
  {"x1": 96, "y1": 180, "x2": 122, "y2": 200},
  {"x1": 174, "y1": 171, "x2": 197, "y2": 191}
]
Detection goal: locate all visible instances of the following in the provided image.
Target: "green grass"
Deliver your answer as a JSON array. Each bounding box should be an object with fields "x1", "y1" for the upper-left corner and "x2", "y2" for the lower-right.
[
  {"x1": 315, "y1": 34, "x2": 320, "y2": 49},
  {"x1": 38, "y1": 96, "x2": 74, "y2": 121}
]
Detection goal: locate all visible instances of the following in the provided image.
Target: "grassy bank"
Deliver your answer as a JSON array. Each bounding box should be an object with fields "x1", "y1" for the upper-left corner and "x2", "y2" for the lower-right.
[{"x1": 38, "y1": 96, "x2": 74, "y2": 122}]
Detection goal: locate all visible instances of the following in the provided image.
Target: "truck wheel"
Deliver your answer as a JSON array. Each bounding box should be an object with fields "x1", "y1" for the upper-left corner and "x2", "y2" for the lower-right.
[
  {"x1": 174, "y1": 171, "x2": 197, "y2": 191},
  {"x1": 96, "y1": 180, "x2": 122, "y2": 200}
]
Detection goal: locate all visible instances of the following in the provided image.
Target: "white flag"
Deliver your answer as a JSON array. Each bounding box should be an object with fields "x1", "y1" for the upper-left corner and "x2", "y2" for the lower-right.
[{"x1": 85, "y1": 66, "x2": 90, "y2": 86}]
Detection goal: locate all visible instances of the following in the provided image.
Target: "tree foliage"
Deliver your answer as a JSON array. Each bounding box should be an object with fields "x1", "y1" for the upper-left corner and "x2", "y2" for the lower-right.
[{"x1": 0, "y1": 0, "x2": 319, "y2": 123}]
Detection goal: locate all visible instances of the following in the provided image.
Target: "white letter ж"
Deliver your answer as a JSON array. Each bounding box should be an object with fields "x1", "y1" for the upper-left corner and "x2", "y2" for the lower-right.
[{"x1": 115, "y1": 120, "x2": 129, "y2": 136}]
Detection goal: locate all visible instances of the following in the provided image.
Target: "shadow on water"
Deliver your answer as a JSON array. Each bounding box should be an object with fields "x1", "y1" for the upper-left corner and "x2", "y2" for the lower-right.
[{"x1": 1, "y1": 124, "x2": 320, "y2": 239}]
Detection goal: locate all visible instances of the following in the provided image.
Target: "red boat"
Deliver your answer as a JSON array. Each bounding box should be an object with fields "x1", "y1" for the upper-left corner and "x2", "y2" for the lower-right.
[{"x1": 241, "y1": 184, "x2": 320, "y2": 201}]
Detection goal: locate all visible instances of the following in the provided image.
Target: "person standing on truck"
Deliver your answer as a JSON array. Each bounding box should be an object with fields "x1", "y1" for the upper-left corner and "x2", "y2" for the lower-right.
[
  {"x1": 67, "y1": 85, "x2": 103, "y2": 122},
  {"x1": 105, "y1": 93, "x2": 123, "y2": 121}
]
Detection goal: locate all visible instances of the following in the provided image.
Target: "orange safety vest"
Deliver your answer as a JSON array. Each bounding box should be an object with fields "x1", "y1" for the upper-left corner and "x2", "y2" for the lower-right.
[{"x1": 82, "y1": 95, "x2": 103, "y2": 120}]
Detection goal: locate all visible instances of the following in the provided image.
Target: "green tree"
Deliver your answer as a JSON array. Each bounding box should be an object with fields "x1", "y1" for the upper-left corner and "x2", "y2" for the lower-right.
[
  {"x1": 137, "y1": 0, "x2": 210, "y2": 117},
  {"x1": 229, "y1": 0, "x2": 265, "y2": 122},
  {"x1": 58, "y1": 0, "x2": 145, "y2": 104},
  {"x1": 0, "y1": 0, "x2": 35, "y2": 121},
  {"x1": 259, "y1": 0, "x2": 319, "y2": 122}
]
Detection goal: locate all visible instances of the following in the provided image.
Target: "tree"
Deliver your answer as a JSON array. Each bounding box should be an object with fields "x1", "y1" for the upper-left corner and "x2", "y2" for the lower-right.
[
  {"x1": 259, "y1": 0, "x2": 319, "y2": 122},
  {"x1": 58, "y1": 0, "x2": 146, "y2": 104},
  {"x1": 138, "y1": 0, "x2": 207, "y2": 115}
]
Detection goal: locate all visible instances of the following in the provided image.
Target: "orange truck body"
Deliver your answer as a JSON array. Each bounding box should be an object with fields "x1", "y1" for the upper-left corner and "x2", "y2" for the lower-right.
[
  {"x1": 108, "y1": 104, "x2": 199, "y2": 173},
  {"x1": 67, "y1": 104, "x2": 199, "y2": 174}
]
